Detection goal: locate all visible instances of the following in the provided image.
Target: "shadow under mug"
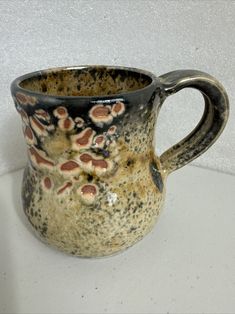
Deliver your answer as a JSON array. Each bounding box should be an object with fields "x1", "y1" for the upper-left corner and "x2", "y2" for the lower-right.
[{"x1": 11, "y1": 65, "x2": 229, "y2": 257}]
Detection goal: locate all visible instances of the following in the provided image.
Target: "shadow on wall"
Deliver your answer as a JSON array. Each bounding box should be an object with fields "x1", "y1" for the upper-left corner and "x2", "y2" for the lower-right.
[
  {"x1": 0, "y1": 222, "x2": 19, "y2": 313},
  {"x1": 0, "y1": 181, "x2": 19, "y2": 313},
  {"x1": 0, "y1": 110, "x2": 27, "y2": 176}
]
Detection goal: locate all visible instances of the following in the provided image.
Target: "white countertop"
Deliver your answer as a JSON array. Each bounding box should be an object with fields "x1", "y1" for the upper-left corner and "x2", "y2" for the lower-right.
[{"x1": 0, "y1": 166, "x2": 234, "y2": 314}]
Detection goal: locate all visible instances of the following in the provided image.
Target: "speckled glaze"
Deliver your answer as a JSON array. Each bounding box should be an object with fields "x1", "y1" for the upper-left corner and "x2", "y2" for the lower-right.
[{"x1": 11, "y1": 66, "x2": 229, "y2": 257}]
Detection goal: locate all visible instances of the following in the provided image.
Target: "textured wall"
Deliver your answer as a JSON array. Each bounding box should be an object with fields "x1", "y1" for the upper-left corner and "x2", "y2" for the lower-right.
[{"x1": 0, "y1": 0, "x2": 234, "y2": 176}]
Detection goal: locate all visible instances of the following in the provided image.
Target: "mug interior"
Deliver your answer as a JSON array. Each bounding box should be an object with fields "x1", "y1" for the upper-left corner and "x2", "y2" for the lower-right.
[{"x1": 18, "y1": 66, "x2": 153, "y2": 97}]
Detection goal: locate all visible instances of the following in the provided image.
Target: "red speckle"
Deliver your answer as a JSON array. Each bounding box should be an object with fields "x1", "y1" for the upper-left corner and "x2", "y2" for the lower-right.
[
  {"x1": 79, "y1": 153, "x2": 93, "y2": 163},
  {"x1": 16, "y1": 92, "x2": 27, "y2": 104},
  {"x1": 111, "y1": 102, "x2": 125, "y2": 116},
  {"x1": 29, "y1": 147, "x2": 54, "y2": 167},
  {"x1": 58, "y1": 117, "x2": 75, "y2": 131},
  {"x1": 31, "y1": 117, "x2": 45, "y2": 131},
  {"x1": 89, "y1": 104, "x2": 113, "y2": 125},
  {"x1": 60, "y1": 160, "x2": 79, "y2": 171},
  {"x1": 44, "y1": 177, "x2": 52, "y2": 189},
  {"x1": 28, "y1": 96, "x2": 36, "y2": 105},
  {"x1": 79, "y1": 153, "x2": 109, "y2": 170},
  {"x1": 71, "y1": 128, "x2": 95, "y2": 151},
  {"x1": 92, "y1": 159, "x2": 108, "y2": 169},
  {"x1": 64, "y1": 118, "x2": 71, "y2": 129},
  {"x1": 24, "y1": 126, "x2": 34, "y2": 140},
  {"x1": 108, "y1": 125, "x2": 117, "y2": 135},
  {"x1": 16, "y1": 93, "x2": 36, "y2": 106},
  {"x1": 57, "y1": 182, "x2": 72, "y2": 195},
  {"x1": 19, "y1": 109, "x2": 28, "y2": 121},
  {"x1": 113, "y1": 102, "x2": 122, "y2": 113},
  {"x1": 92, "y1": 106, "x2": 110, "y2": 118},
  {"x1": 36, "y1": 110, "x2": 47, "y2": 117},
  {"x1": 76, "y1": 128, "x2": 93, "y2": 145},
  {"x1": 95, "y1": 136, "x2": 104, "y2": 144},
  {"x1": 35, "y1": 109, "x2": 49, "y2": 120},
  {"x1": 53, "y1": 106, "x2": 68, "y2": 118},
  {"x1": 75, "y1": 117, "x2": 84, "y2": 127},
  {"x1": 58, "y1": 107, "x2": 66, "y2": 115},
  {"x1": 81, "y1": 184, "x2": 97, "y2": 195}
]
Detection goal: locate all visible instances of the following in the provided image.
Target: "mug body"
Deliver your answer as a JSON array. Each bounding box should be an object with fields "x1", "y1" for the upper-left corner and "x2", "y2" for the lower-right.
[{"x1": 11, "y1": 66, "x2": 165, "y2": 257}]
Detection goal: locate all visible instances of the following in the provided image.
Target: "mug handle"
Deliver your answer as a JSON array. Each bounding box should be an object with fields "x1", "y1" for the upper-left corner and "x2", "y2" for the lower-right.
[{"x1": 158, "y1": 70, "x2": 229, "y2": 174}]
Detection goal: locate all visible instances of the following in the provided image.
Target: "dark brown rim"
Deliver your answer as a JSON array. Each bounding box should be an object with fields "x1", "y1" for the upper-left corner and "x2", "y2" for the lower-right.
[{"x1": 11, "y1": 65, "x2": 159, "y2": 101}]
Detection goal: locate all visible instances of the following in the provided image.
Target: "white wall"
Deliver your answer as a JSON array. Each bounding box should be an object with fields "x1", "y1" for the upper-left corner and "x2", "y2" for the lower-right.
[{"x1": 0, "y1": 0, "x2": 234, "y2": 176}]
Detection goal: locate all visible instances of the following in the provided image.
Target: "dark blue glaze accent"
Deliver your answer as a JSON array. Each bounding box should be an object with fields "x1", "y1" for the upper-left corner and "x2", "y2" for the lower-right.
[{"x1": 149, "y1": 162, "x2": 163, "y2": 193}]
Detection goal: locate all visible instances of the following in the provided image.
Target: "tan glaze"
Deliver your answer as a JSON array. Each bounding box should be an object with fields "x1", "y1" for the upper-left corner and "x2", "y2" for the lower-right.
[{"x1": 11, "y1": 66, "x2": 229, "y2": 257}]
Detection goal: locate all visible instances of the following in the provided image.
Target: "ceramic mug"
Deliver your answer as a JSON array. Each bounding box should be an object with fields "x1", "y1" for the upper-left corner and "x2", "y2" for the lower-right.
[{"x1": 11, "y1": 66, "x2": 229, "y2": 257}]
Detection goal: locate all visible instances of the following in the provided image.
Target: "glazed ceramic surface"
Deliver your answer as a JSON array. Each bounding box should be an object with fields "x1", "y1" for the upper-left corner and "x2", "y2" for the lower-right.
[{"x1": 11, "y1": 66, "x2": 229, "y2": 257}]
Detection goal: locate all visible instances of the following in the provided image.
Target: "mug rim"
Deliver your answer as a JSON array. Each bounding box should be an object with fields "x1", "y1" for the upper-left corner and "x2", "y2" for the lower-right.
[{"x1": 11, "y1": 65, "x2": 160, "y2": 101}]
